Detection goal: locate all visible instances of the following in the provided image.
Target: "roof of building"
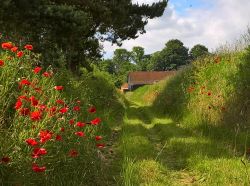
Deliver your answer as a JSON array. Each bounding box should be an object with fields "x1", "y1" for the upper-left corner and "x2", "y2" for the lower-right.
[{"x1": 128, "y1": 71, "x2": 176, "y2": 85}]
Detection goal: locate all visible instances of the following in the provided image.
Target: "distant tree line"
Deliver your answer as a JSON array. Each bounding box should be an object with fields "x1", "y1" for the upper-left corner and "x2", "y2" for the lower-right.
[{"x1": 97, "y1": 39, "x2": 209, "y2": 87}]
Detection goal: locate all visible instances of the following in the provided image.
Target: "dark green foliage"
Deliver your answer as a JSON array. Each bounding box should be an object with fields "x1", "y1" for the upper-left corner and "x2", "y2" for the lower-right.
[
  {"x1": 0, "y1": 0, "x2": 167, "y2": 71},
  {"x1": 190, "y1": 44, "x2": 209, "y2": 60},
  {"x1": 148, "y1": 39, "x2": 189, "y2": 71}
]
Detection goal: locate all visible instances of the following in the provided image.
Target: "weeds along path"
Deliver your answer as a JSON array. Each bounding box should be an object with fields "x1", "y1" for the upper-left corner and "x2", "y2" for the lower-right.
[{"x1": 120, "y1": 95, "x2": 250, "y2": 186}]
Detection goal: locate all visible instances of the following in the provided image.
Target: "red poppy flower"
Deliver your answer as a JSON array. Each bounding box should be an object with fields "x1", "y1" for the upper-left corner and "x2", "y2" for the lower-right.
[
  {"x1": 14, "y1": 100, "x2": 22, "y2": 110},
  {"x1": 11, "y1": 47, "x2": 18, "y2": 52},
  {"x1": 76, "y1": 122, "x2": 85, "y2": 127},
  {"x1": 1, "y1": 42, "x2": 13, "y2": 49},
  {"x1": 19, "y1": 108, "x2": 30, "y2": 116},
  {"x1": 96, "y1": 143, "x2": 105, "y2": 148},
  {"x1": 91, "y1": 118, "x2": 101, "y2": 125},
  {"x1": 88, "y1": 106, "x2": 96, "y2": 113},
  {"x1": 75, "y1": 131, "x2": 85, "y2": 137},
  {"x1": 48, "y1": 106, "x2": 57, "y2": 116},
  {"x1": 69, "y1": 149, "x2": 78, "y2": 157},
  {"x1": 39, "y1": 130, "x2": 53, "y2": 143},
  {"x1": 56, "y1": 100, "x2": 65, "y2": 105},
  {"x1": 54, "y1": 86, "x2": 63, "y2": 91},
  {"x1": 215, "y1": 56, "x2": 221, "y2": 64},
  {"x1": 208, "y1": 106, "x2": 211, "y2": 109},
  {"x1": 76, "y1": 100, "x2": 81, "y2": 104},
  {"x1": 69, "y1": 119, "x2": 75, "y2": 125},
  {"x1": 55, "y1": 135, "x2": 62, "y2": 141},
  {"x1": 1, "y1": 156, "x2": 10, "y2": 163},
  {"x1": 73, "y1": 106, "x2": 80, "y2": 111},
  {"x1": 30, "y1": 96, "x2": 39, "y2": 106},
  {"x1": 33, "y1": 66, "x2": 42, "y2": 74},
  {"x1": 42, "y1": 72, "x2": 51, "y2": 77},
  {"x1": 59, "y1": 107, "x2": 68, "y2": 114},
  {"x1": 38, "y1": 104, "x2": 47, "y2": 111},
  {"x1": 0, "y1": 60, "x2": 4, "y2": 67},
  {"x1": 207, "y1": 92, "x2": 211, "y2": 96},
  {"x1": 60, "y1": 127, "x2": 65, "y2": 132},
  {"x1": 30, "y1": 111, "x2": 42, "y2": 121},
  {"x1": 26, "y1": 138, "x2": 38, "y2": 146},
  {"x1": 24, "y1": 44, "x2": 33, "y2": 51},
  {"x1": 19, "y1": 79, "x2": 31, "y2": 86},
  {"x1": 18, "y1": 95, "x2": 29, "y2": 101},
  {"x1": 95, "y1": 136, "x2": 102, "y2": 141},
  {"x1": 17, "y1": 51, "x2": 24, "y2": 58},
  {"x1": 34, "y1": 87, "x2": 42, "y2": 94},
  {"x1": 32, "y1": 163, "x2": 46, "y2": 172},
  {"x1": 32, "y1": 148, "x2": 47, "y2": 158}
]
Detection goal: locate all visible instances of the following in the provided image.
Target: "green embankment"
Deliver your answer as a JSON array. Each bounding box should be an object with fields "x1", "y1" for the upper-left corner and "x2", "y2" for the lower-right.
[{"x1": 120, "y1": 46, "x2": 250, "y2": 185}]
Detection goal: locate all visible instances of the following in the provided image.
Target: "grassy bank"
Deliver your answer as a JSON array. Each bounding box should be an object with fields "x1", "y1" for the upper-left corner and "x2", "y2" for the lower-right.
[{"x1": 0, "y1": 42, "x2": 125, "y2": 185}]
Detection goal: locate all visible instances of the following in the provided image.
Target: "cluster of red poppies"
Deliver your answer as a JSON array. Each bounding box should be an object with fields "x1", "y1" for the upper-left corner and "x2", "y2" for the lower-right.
[
  {"x1": 186, "y1": 56, "x2": 226, "y2": 112},
  {"x1": 0, "y1": 42, "x2": 105, "y2": 172}
]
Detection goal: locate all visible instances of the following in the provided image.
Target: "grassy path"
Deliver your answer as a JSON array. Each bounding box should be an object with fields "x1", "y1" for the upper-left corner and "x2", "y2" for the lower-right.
[{"x1": 119, "y1": 98, "x2": 250, "y2": 186}]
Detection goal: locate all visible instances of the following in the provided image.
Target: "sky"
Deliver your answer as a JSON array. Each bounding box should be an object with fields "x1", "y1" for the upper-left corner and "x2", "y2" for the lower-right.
[{"x1": 102, "y1": 0, "x2": 250, "y2": 58}]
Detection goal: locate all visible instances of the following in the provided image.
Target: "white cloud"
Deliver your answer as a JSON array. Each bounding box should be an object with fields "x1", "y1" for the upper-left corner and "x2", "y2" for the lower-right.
[{"x1": 102, "y1": 0, "x2": 250, "y2": 58}]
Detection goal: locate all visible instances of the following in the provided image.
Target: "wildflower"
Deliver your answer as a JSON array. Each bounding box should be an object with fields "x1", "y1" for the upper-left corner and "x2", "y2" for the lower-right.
[
  {"x1": 76, "y1": 122, "x2": 85, "y2": 127},
  {"x1": 11, "y1": 47, "x2": 18, "y2": 52},
  {"x1": 38, "y1": 104, "x2": 47, "y2": 111},
  {"x1": 73, "y1": 106, "x2": 80, "y2": 111},
  {"x1": 19, "y1": 79, "x2": 31, "y2": 86},
  {"x1": 88, "y1": 106, "x2": 96, "y2": 113},
  {"x1": 56, "y1": 100, "x2": 65, "y2": 105},
  {"x1": 39, "y1": 130, "x2": 53, "y2": 143},
  {"x1": 187, "y1": 87, "x2": 195, "y2": 93},
  {"x1": 30, "y1": 111, "x2": 42, "y2": 121},
  {"x1": 18, "y1": 95, "x2": 29, "y2": 101},
  {"x1": 208, "y1": 106, "x2": 211, "y2": 109},
  {"x1": 95, "y1": 136, "x2": 102, "y2": 141},
  {"x1": 215, "y1": 56, "x2": 221, "y2": 64},
  {"x1": 76, "y1": 100, "x2": 81, "y2": 104},
  {"x1": 24, "y1": 44, "x2": 33, "y2": 51},
  {"x1": 207, "y1": 92, "x2": 212, "y2": 96},
  {"x1": 96, "y1": 143, "x2": 105, "y2": 148},
  {"x1": 69, "y1": 119, "x2": 75, "y2": 125},
  {"x1": 14, "y1": 100, "x2": 22, "y2": 110},
  {"x1": 32, "y1": 163, "x2": 46, "y2": 172},
  {"x1": 75, "y1": 131, "x2": 85, "y2": 137},
  {"x1": 1, "y1": 42, "x2": 13, "y2": 49},
  {"x1": 32, "y1": 148, "x2": 47, "y2": 158},
  {"x1": 30, "y1": 96, "x2": 39, "y2": 106},
  {"x1": 55, "y1": 135, "x2": 62, "y2": 141},
  {"x1": 26, "y1": 138, "x2": 38, "y2": 146},
  {"x1": 60, "y1": 127, "x2": 65, "y2": 132},
  {"x1": 17, "y1": 51, "x2": 24, "y2": 58},
  {"x1": 42, "y1": 72, "x2": 51, "y2": 77},
  {"x1": 221, "y1": 107, "x2": 226, "y2": 111},
  {"x1": 1, "y1": 156, "x2": 10, "y2": 164},
  {"x1": 54, "y1": 86, "x2": 63, "y2": 91},
  {"x1": 69, "y1": 149, "x2": 78, "y2": 157},
  {"x1": 91, "y1": 118, "x2": 101, "y2": 125},
  {"x1": 49, "y1": 106, "x2": 57, "y2": 116},
  {"x1": 0, "y1": 60, "x2": 4, "y2": 67},
  {"x1": 59, "y1": 107, "x2": 68, "y2": 114},
  {"x1": 33, "y1": 67, "x2": 42, "y2": 74},
  {"x1": 19, "y1": 108, "x2": 30, "y2": 116}
]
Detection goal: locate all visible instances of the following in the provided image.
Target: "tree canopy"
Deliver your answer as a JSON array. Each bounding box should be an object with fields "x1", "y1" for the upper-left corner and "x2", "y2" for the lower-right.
[
  {"x1": 149, "y1": 39, "x2": 189, "y2": 71},
  {"x1": 190, "y1": 44, "x2": 209, "y2": 60},
  {"x1": 0, "y1": 0, "x2": 168, "y2": 71}
]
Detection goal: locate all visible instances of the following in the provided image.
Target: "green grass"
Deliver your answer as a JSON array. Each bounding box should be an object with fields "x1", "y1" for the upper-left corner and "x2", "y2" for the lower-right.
[{"x1": 119, "y1": 45, "x2": 250, "y2": 185}]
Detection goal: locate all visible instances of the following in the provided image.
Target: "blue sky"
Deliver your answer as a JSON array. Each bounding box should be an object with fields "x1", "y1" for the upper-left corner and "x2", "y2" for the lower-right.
[{"x1": 102, "y1": 0, "x2": 250, "y2": 58}]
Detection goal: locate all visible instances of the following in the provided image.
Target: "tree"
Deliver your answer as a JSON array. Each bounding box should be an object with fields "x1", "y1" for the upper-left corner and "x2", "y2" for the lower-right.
[
  {"x1": 190, "y1": 44, "x2": 209, "y2": 60},
  {"x1": 0, "y1": 0, "x2": 168, "y2": 72},
  {"x1": 131, "y1": 46, "x2": 149, "y2": 71},
  {"x1": 149, "y1": 39, "x2": 189, "y2": 71}
]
